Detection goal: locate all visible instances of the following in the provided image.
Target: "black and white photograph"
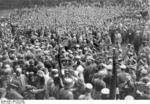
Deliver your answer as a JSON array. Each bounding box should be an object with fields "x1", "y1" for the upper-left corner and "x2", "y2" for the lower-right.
[{"x1": 0, "y1": 0, "x2": 150, "y2": 101}]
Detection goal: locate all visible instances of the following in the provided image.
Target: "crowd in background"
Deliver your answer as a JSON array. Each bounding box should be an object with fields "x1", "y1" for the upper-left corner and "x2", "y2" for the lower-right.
[{"x1": 0, "y1": 3, "x2": 150, "y2": 100}]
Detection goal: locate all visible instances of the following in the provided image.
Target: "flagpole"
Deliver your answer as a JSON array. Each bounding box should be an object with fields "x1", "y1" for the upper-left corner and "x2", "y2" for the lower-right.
[{"x1": 109, "y1": 48, "x2": 117, "y2": 99}]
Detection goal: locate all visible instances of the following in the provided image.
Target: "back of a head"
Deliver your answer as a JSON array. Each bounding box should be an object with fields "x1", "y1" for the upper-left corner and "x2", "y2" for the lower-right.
[
  {"x1": 124, "y1": 95, "x2": 134, "y2": 100},
  {"x1": 101, "y1": 88, "x2": 110, "y2": 99},
  {"x1": 85, "y1": 83, "x2": 93, "y2": 93}
]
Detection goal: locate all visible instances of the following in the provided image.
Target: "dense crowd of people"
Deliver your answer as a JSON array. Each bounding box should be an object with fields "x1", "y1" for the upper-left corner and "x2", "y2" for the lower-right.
[{"x1": 0, "y1": 5, "x2": 150, "y2": 100}]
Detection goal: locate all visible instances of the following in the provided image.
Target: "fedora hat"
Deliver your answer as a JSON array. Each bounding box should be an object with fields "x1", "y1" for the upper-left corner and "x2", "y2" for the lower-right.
[{"x1": 63, "y1": 78, "x2": 75, "y2": 89}]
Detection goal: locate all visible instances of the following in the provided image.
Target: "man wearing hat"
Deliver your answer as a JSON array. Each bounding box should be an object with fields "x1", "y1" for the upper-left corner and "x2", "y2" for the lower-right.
[
  {"x1": 127, "y1": 29, "x2": 135, "y2": 44},
  {"x1": 136, "y1": 58, "x2": 149, "y2": 81},
  {"x1": 136, "y1": 82, "x2": 150, "y2": 99},
  {"x1": 44, "y1": 69, "x2": 58, "y2": 99},
  {"x1": 103, "y1": 31, "x2": 112, "y2": 45},
  {"x1": 68, "y1": 34, "x2": 77, "y2": 49},
  {"x1": 92, "y1": 71, "x2": 106, "y2": 99},
  {"x1": 84, "y1": 55, "x2": 97, "y2": 84},
  {"x1": 2, "y1": 65, "x2": 24, "y2": 100},
  {"x1": 103, "y1": 64, "x2": 113, "y2": 89},
  {"x1": 10, "y1": 66, "x2": 36, "y2": 98},
  {"x1": 76, "y1": 64, "x2": 85, "y2": 83},
  {"x1": 115, "y1": 30, "x2": 122, "y2": 45},
  {"x1": 73, "y1": 55, "x2": 85, "y2": 82},
  {"x1": 59, "y1": 78, "x2": 74, "y2": 99},
  {"x1": 133, "y1": 30, "x2": 143, "y2": 54},
  {"x1": 51, "y1": 69, "x2": 59, "y2": 86},
  {"x1": 78, "y1": 83, "x2": 93, "y2": 100},
  {"x1": 29, "y1": 69, "x2": 54, "y2": 99},
  {"x1": 118, "y1": 64, "x2": 134, "y2": 99}
]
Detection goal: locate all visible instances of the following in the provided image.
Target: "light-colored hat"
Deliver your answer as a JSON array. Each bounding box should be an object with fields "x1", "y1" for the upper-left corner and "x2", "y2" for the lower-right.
[
  {"x1": 119, "y1": 49, "x2": 122, "y2": 52},
  {"x1": 87, "y1": 56, "x2": 94, "y2": 61},
  {"x1": 51, "y1": 69, "x2": 59, "y2": 77},
  {"x1": 44, "y1": 51, "x2": 49, "y2": 55},
  {"x1": 35, "y1": 45, "x2": 39, "y2": 49},
  {"x1": 95, "y1": 71, "x2": 106, "y2": 78},
  {"x1": 136, "y1": 30, "x2": 141, "y2": 33},
  {"x1": 51, "y1": 69, "x2": 58, "y2": 73},
  {"x1": 103, "y1": 64, "x2": 113, "y2": 70},
  {"x1": 64, "y1": 78, "x2": 75, "y2": 89},
  {"x1": 127, "y1": 51, "x2": 133, "y2": 55},
  {"x1": 59, "y1": 44, "x2": 63, "y2": 48},
  {"x1": 85, "y1": 83, "x2": 93, "y2": 90},
  {"x1": 76, "y1": 65, "x2": 84, "y2": 73},
  {"x1": 4, "y1": 67, "x2": 12, "y2": 75},
  {"x1": 78, "y1": 49, "x2": 82, "y2": 52},
  {"x1": 84, "y1": 47, "x2": 88, "y2": 50},
  {"x1": 108, "y1": 59, "x2": 113, "y2": 63},
  {"x1": 118, "y1": 57, "x2": 123, "y2": 61},
  {"x1": 74, "y1": 71, "x2": 79, "y2": 77},
  {"x1": 124, "y1": 95, "x2": 134, "y2": 100},
  {"x1": 0, "y1": 98, "x2": 8, "y2": 101},
  {"x1": 68, "y1": 50, "x2": 73, "y2": 54},
  {"x1": 75, "y1": 55, "x2": 81, "y2": 59},
  {"x1": 120, "y1": 64, "x2": 127, "y2": 69},
  {"x1": 141, "y1": 69, "x2": 148, "y2": 75},
  {"x1": 101, "y1": 88, "x2": 110, "y2": 95},
  {"x1": 37, "y1": 70, "x2": 45, "y2": 77},
  {"x1": 16, "y1": 67, "x2": 22, "y2": 73},
  {"x1": 146, "y1": 82, "x2": 150, "y2": 87},
  {"x1": 5, "y1": 64, "x2": 11, "y2": 68},
  {"x1": 76, "y1": 44, "x2": 80, "y2": 48}
]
